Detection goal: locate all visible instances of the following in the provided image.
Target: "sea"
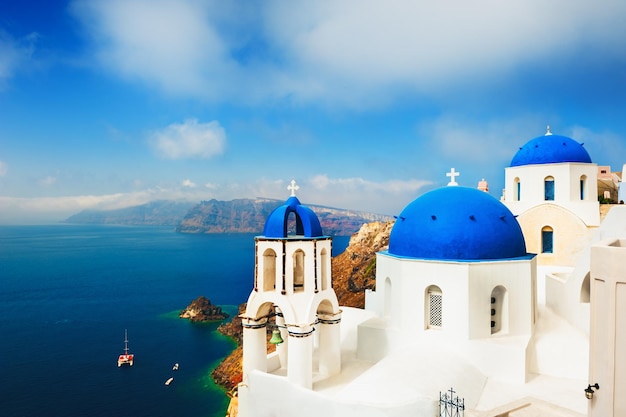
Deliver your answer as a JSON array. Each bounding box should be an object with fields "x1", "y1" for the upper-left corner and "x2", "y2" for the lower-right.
[{"x1": 0, "y1": 225, "x2": 350, "y2": 417}]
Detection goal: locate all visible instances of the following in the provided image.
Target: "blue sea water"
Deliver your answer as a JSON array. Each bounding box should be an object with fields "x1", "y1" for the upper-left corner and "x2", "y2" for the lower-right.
[{"x1": 0, "y1": 225, "x2": 350, "y2": 417}]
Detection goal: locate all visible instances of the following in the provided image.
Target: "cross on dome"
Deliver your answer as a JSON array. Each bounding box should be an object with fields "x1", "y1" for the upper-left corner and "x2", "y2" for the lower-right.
[
  {"x1": 545, "y1": 125, "x2": 552, "y2": 136},
  {"x1": 446, "y1": 168, "x2": 460, "y2": 186},
  {"x1": 288, "y1": 179, "x2": 300, "y2": 196}
]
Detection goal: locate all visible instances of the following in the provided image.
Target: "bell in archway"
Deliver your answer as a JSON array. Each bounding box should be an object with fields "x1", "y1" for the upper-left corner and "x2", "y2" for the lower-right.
[{"x1": 269, "y1": 328, "x2": 284, "y2": 345}]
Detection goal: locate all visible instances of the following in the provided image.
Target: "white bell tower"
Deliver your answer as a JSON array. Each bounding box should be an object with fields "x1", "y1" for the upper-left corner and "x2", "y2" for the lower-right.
[{"x1": 240, "y1": 181, "x2": 342, "y2": 397}]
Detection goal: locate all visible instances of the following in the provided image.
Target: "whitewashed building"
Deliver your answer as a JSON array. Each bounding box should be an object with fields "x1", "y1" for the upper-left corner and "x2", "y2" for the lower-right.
[{"x1": 236, "y1": 130, "x2": 626, "y2": 417}]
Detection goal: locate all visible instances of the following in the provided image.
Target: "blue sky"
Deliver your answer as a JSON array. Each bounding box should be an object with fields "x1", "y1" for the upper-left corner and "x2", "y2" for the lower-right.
[{"x1": 1, "y1": 0, "x2": 626, "y2": 224}]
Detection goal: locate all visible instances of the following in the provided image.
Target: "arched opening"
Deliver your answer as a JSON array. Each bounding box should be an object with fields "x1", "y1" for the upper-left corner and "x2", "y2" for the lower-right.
[
  {"x1": 541, "y1": 226, "x2": 554, "y2": 254},
  {"x1": 514, "y1": 177, "x2": 521, "y2": 201},
  {"x1": 384, "y1": 277, "x2": 392, "y2": 320},
  {"x1": 490, "y1": 285, "x2": 509, "y2": 335},
  {"x1": 321, "y1": 248, "x2": 329, "y2": 291},
  {"x1": 293, "y1": 249, "x2": 305, "y2": 292},
  {"x1": 316, "y1": 300, "x2": 340, "y2": 377},
  {"x1": 287, "y1": 212, "x2": 298, "y2": 235},
  {"x1": 581, "y1": 272, "x2": 591, "y2": 303},
  {"x1": 425, "y1": 285, "x2": 443, "y2": 329},
  {"x1": 263, "y1": 248, "x2": 277, "y2": 292},
  {"x1": 544, "y1": 176, "x2": 555, "y2": 201},
  {"x1": 580, "y1": 175, "x2": 587, "y2": 200}
]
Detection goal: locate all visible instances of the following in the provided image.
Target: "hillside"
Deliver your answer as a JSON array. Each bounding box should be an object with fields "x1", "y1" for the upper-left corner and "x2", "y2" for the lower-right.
[
  {"x1": 64, "y1": 198, "x2": 392, "y2": 236},
  {"x1": 175, "y1": 198, "x2": 392, "y2": 235},
  {"x1": 64, "y1": 200, "x2": 195, "y2": 226}
]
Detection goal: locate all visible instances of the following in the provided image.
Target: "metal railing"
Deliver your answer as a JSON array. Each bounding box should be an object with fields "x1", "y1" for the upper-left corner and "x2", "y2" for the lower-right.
[{"x1": 440, "y1": 387, "x2": 464, "y2": 417}]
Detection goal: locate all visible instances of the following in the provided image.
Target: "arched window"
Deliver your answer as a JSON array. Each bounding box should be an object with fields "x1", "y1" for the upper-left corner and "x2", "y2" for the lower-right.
[
  {"x1": 541, "y1": 226, "x2": 554, "y2": 253},
  {"x1": 384, "y1": 277, "x2": 392, "y2": 320},
  {"x1": 263, "y1": 249, "x2": 277, "y2": 292},
  {"x1": 490, "y1": 286, "x2": 509, "y2": 335},
  {"x1": 544, "y1": 176, "x2": 555, "y2": 201},
  {"x1": 514, "y1": 177, "x2": 521, "y2": 201},
  {"x1": 580, "y1": 175, "x2": 587, "y2": 200},
  {"x1": 580, "y1": 273, "x2": 590, "y2": 303},
  {"x1": 425, "y1": 285, "x2": 443, "y2": 329},
  {"x1": 321, "y1": 248, "x2": 329, "y2": 291},
  {"x1": 293, "y1": 249, "x2": 305, "y2": 292}
]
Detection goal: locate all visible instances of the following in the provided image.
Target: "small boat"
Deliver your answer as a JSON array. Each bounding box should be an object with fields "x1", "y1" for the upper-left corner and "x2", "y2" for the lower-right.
[
  {"x1": 165, "y1": 377, "x2": 174, "y2": 386},
  {"x1": 172, "y1": 363, "x2": 179, "y2": 371},
  {"x1": 117, "y1": 329, "x2": 134, "y2": 367}
]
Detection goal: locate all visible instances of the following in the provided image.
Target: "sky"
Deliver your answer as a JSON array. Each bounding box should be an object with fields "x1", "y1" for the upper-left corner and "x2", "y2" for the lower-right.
[{"x1": 1, "y1": 0, "x2": 626, "y2": 224}]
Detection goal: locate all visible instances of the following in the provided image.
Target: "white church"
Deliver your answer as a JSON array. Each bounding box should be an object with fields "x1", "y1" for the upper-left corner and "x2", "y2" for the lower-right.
[{"x1": 235, "y1": 129, "x2": 626, "y2": 417}]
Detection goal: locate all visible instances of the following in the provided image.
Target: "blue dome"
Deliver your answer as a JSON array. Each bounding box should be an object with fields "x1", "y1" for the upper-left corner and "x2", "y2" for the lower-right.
[
  {"x1": 510, "y1": 133, "x2": 591, "y2": 167},
  {"x1": 389, "y1": 187, "x2": 527, "y2": 260},
  {"x1": 263, "y1": 196, "x2": 324, "y2": 238}
]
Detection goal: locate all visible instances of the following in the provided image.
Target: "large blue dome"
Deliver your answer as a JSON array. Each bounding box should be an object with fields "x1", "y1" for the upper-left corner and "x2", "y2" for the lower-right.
[
  {"x1": 510, "y1": 132, "x2": 591, "y2": 167},
  {"x1": 389, "y1": 187, "x2": 527, "y2": 260},
  {"x1": 263, "y1": 196, "x2": 324, "y2": 238}
]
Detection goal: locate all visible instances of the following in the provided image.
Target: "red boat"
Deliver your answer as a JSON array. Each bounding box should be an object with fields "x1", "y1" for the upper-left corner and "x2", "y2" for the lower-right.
[{"x1": 117, "y1": 329, "x2": 134, "y2": 367}]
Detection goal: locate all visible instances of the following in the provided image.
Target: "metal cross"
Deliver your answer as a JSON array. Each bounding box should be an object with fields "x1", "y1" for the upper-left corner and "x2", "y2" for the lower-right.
[
  {"x1": 288, "y1": 179, "x2": 300, "y2": 196},
  {"x1": 446, "y1": 168, "x2": 460, "y2": 186}
]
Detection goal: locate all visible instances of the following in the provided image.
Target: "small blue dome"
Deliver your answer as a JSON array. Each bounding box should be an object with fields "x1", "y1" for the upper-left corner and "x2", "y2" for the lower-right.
[
  {"x1": 263, "y1": 196, "x2": 324, "y2": 238},
  {"x1": 389, "y1": 187, "x2": 527, "y2": 260},
  {"x1": 510, "y1": 133, "x2": 591, "y2": 167}
]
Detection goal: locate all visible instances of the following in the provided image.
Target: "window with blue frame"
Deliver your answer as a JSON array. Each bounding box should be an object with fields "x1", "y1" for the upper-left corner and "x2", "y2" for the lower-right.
[
  {"x1": 542, "y1": 226, "x2": 554, "y2": 253},
  {"x1": 544, "y1": 177, "x2": 555, "y2": 201}
]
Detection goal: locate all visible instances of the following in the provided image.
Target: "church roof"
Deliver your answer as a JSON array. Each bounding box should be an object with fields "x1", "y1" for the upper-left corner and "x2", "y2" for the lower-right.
[
  {"x1": 510, "y1": 129, "x2": 592, "y2": 167},
  {"x1": 263, "y1": 186, "x2": 324, "y2": 238},
  {"x1": 388, "y1": 186, "x2": 527, "y2": 260}
]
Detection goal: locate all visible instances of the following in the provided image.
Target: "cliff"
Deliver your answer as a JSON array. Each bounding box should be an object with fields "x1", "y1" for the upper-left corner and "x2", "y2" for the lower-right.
[
  {"x1": 211, "y1": 220, "x2": 394, "y2": 391},
  {"x1": 64, "y1": 200, "x2": 194, "y2": 226},
  {"x1": 176, "y1": 198, "x2": 392, "y2": 236},
  {"x1": 179, "y1": 296, "x2": 229, "y2": 322}
]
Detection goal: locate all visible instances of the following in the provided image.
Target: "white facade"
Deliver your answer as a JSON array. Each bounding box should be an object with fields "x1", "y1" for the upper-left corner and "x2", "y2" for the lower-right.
[
  {"x1": 503, "y1": 162, "x2": 599, "y2": 267},
  {"x1": 363, "y1": 253, "x2": 536, "y2": 383},
  {"x1": 589, "y1": 238, "x2": 626, "y2": 417}
]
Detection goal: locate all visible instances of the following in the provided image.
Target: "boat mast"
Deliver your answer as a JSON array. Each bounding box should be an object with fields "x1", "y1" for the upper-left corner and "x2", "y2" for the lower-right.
[{"x1": 124, "y1": 329, "x2": 129, "y2": 355}]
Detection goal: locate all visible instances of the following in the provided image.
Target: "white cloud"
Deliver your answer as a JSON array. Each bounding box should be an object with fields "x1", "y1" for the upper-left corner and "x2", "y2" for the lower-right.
[
  {"x1": 0, "y1": 160, "x2": 7, "y2": 176},
  {"x1": 182, "y1": 179, "x2": 196, "y2": 188},
  {"x1": 149, "y1": 118, "x2": 226, "y2": 159},
  {"x1": 38, "y1": 175, "x2": 57, "y2": 186},
  {"x1": 70, "y1": 0, "x2": 626, "y2": 106},
  {"x1": 0, "y1": 30, "x2": 38, "y2": 84}
]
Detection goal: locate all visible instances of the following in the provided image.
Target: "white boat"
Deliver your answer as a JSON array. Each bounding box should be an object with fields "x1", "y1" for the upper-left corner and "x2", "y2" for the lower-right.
[
  {"x1": 165, "y1": 377, "x2": 174, "y2": 386},
  {"x1": 117, "y1": 329, "x2": 134, "y2": 367},
  {"x1": 172, "y1": 363, "x2": 179, "y2": 371}
]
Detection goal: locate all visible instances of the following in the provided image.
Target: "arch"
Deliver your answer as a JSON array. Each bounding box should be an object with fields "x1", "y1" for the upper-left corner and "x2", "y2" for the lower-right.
[
  {"x1": 425, "y1": 285, "x2": 443, "y2": 329},
  {"x1": 541, "y1": 225, "x2": 554, "y2": 254},
  {"x1": 263, "y1": 248, "x2": 277, "y2": 292},
  {"x1": 287, "y1": 212, "x2": 298, "y2": 235},
  {"x1": 293, "y1": 249, "x2": 305, "y2": 292},
  {"x1": 544, "y1": 176, "x2": 555, "y2": 201},
  {"x1": 580, "y1": 175, "x2": 587, "y2": 200},
  {"x1": 321, "y1": 247, "x2": 329, "y2": 291},
  {"x1": 581, "y1": 272, "x2": 591, "y2": 303},
  {"x1": 384, "y1": 277, "x2": 392, "y2": 319},
  {"x1": 490, "y1": 285, "x2": 509, "y2": 335},
  {"x1": 514, "y1": 177, "x2": 521, "y2": 201}
]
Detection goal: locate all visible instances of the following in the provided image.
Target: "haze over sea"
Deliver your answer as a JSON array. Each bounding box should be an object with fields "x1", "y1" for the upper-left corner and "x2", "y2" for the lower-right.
[{"x1": 0, "y1": 224, "x2": 349, "y2": 417}]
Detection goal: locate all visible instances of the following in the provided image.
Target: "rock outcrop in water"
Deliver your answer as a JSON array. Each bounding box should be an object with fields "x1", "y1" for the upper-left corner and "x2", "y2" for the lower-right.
[{"x1": 179, "y1": 296, "x2": 229, "y2": 322}]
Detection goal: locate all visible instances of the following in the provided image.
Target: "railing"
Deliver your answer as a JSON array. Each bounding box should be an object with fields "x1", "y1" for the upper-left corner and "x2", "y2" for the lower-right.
[{"x1": 440, "y1": 387, "x2": 465, "y2": 417}]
